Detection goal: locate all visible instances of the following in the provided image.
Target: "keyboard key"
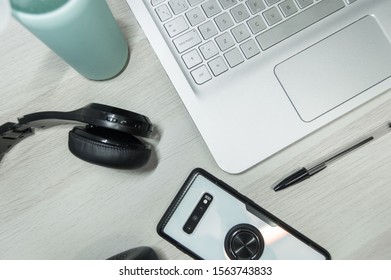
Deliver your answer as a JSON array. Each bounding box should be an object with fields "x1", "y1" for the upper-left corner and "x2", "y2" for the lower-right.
[
  {"x1": 296, "y1": 0, "x2": 313, "y2": 9},
  {"x1": 199, "y1": 40, "x2": 219, "y2": 59},
  {"x1": 218, "y1": 0, "x2": 238, "y2": 9},
  {"x1": 208, "y1": 56, "x2": 228, "y2": 76},
  {"x1": 224, "y1": 48, "x2": 244, "y2": 67},
  {"x1": 256, "y1": 0, "x2": 345, "y2": 50},
  {"x1": 279, "y1": 0, "x2": 298, "y2": 17},
  {"x1": 199, "y1": 20, "x2": 218, "y2": 39},
  {"x1": 173, "y1": 29, "x2": 202, "y2": 53},
  {"x1": 231, "y1": 23, "x2": 251, "y2": 43},
  {"x1": 191, "y1": 65, "x2": 212, "y2": 84},
  {"x1": 155, "y1": 4, "x2": 173, "y2": 22},
  {"x1": 215, "y1": 32, "x2": 235, "y2": 51},
  {"x1": 263, "y1": 7, "x2": 283, "y2": 25},
  {"x1": 151, "y1": 0, "x2": 165, "y2": 6},
  {"x1": 240, "y1": 39, "x2": 260, "y2": 59},
  {"x1": 230, "y1": 4, "x2": 250, "y2": 23},
  {"x1": 188, "y1": 0, "x2": 205, "y2": 6},
  {"x1": 186, "y1": 7, "x2": 206, "y2": 26},
  {"x1": 215, "y1": 12, "x2": 234, "y2": 31},
  {"x1": 246, "y1": 0, "x2": 266, "y2": 14},
  {"x1": 182, "y1": 49, "x2": 203, "y2": 68},
  {"x1": 164, "y1": 16, "x2": 189, "y2": 37},
  {"x1": 202, "y1": 0, "x2": 222, "y2": 18},
  {"x1": 168, "y1": 0, "x2": 189, "y2": 15},
  {"x1": 265, "y1": 0, "x2": 281, "y2": 5},
  {"x1": 247, "y1": 15, "x2": 267, "y2": 34}
]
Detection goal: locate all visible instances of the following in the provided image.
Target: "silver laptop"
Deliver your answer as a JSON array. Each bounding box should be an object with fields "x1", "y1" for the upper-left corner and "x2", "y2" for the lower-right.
[{"x1": 127, "y1": 0, "x2": 391, "y2": 173}]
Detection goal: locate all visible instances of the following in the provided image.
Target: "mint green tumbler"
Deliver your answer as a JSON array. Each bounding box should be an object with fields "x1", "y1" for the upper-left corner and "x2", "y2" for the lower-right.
[{"x1": 11, "y1": 0, "x2": 129, "y2": 80}]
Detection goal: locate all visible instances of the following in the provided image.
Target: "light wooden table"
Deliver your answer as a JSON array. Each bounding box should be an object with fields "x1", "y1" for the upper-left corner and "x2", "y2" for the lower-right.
[{"x1": 1, "y1": 0, "x2": 391, "y2": 260}]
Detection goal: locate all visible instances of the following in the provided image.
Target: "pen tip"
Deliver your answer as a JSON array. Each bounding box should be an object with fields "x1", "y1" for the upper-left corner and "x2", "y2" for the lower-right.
[{"x1": 273, "y1": 185, "x2": 282, "y2": 192}]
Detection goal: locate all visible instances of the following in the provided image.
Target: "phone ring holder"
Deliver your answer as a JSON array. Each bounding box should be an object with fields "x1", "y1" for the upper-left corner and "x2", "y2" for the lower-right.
[{"x1": 224, "y1": 223, "x2": 264, "y2": 260}]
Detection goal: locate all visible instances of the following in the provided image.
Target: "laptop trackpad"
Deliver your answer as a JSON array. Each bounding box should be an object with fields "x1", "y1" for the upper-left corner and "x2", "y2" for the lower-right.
[{"x1": 275, "y1": 16, "x2": 391, "y2": 122}]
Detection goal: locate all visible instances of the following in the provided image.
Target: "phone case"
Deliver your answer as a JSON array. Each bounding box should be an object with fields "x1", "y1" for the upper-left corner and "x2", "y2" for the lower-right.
[{"x1": 157, "y1": 168, "x2": 331, "y2": 260}]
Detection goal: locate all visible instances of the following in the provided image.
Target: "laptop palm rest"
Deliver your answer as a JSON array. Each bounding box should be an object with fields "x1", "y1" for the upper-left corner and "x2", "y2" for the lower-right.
[{"x1": 274, "y1": 16, "x2": 391, "y2": 122}]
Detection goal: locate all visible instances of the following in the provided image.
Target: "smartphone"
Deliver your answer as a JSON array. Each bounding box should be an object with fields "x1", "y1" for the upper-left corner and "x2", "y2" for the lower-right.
[{"x1": 157, "y1": 168, "x2": 331, "y2": 260}]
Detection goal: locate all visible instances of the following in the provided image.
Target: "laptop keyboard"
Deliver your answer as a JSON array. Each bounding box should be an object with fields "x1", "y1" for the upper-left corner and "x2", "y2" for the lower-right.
[{"x1": 149, "y1": 0, "x2": 355, "y2": 85}]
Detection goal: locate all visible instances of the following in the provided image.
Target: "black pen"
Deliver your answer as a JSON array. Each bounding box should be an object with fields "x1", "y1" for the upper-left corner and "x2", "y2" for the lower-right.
[{"x1": 274, "y1": 122, "x2": 391, "y2": 192}]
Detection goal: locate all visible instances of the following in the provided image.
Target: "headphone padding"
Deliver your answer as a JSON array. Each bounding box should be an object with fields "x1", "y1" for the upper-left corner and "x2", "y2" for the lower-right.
[{"x1": 68, "y1": 130, "x2": 151, "y2": 169}]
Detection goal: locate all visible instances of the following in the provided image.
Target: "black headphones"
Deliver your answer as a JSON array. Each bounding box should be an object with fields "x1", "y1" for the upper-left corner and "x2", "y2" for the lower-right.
[{"x1": 0, "y1": 103, "x2": 154, "y2": 169}]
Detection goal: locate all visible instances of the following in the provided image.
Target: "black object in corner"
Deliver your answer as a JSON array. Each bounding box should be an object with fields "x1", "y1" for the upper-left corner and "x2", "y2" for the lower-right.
[{"x1": 107, "y1": 246, "x2": 159, "y2": 260}]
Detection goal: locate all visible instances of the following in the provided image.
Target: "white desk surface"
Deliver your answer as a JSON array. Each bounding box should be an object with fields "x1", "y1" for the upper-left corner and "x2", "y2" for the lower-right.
[{"x1": 1, "y1": 0, "x2": 391, "y2": 260}]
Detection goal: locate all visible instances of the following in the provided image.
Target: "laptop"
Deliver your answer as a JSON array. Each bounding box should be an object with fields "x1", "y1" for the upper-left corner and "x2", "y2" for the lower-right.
[{"x1": 126, "y1": 0, "x2": 391, "y2": 174}]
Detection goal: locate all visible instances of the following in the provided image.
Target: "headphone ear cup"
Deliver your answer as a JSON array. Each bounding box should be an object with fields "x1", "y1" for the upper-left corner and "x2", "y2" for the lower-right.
[{"x1": 68, "y1": 126, "x2": 151, "y2": 169}]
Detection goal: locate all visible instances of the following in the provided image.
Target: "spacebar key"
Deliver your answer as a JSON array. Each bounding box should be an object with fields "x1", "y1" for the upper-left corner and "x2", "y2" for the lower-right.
[{"x1": 256, "y1": 0, "x2": 345, "y2": 50}]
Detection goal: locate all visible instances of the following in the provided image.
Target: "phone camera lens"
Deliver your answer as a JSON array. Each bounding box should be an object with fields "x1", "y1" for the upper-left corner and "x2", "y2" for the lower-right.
[{"x1": 182, "y1": 193, "x2": 213, "y2": 235}]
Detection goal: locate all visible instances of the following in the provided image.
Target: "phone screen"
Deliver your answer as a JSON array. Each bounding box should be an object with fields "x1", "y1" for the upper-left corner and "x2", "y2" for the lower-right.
[{"x1": 159, "y1": 169, "x2": 330, "y2": 260}]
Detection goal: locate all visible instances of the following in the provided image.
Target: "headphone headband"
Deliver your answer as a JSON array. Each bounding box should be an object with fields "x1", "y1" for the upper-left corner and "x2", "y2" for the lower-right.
[
  {"x1": 18, "y1": 103, "x2": 153, "y2": 137},
  {"x1": 0, "y1": 122, "x2": 34, "y2": 162}
]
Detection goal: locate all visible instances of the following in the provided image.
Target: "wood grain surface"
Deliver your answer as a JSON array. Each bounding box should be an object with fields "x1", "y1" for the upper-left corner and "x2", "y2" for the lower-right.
[{"x1": 1, "y1": 0, "x2": 391, "y2": 260}]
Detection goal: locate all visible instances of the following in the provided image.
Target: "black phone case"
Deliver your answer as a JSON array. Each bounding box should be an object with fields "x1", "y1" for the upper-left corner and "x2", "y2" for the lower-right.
[{"x1": 157, "y1": 168, "x2": 331, "y2": 260}]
